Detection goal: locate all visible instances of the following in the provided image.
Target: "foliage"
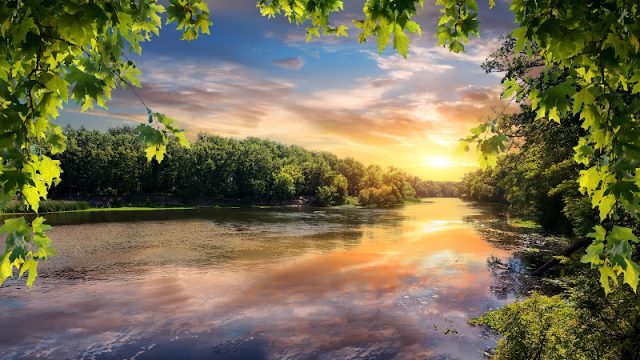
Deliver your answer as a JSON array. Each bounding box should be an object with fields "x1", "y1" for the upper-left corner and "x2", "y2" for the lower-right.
[
  {"x1": 458, "y1": 104, "x2": 595, "y2": 234},
  {"x1": 272, "y1": 171, "x2": 296, "y2": 200},
  {"x1": 461, "y1": 1, "x2": 640, "y2": 292},
  {"x1": 49, "y1": 127, "x2": 457, "y2": 207},
  {"x1": 357, "y1": 166, "x2": 418, "y2": 206},
  {"x1": 471, "y1": 294, "x2": 587, "y2": 360},
  {"x1": 463, "y1": 33, "x2": 640, "y2": 358},
  {"x1": 314, "y1": 171, "x2": 348, "y2": 207},
  {"x1": 472, "y1": 273, "x2": 640, "y2": 359},
  {"x1": 316, "y1": 185, "x2": 339, "y2": 206}
]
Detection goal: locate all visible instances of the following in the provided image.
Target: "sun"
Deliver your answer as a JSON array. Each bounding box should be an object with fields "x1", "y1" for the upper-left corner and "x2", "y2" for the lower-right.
[{"x1": 425, "y1": 156, "x2": 454, "y2": 168}]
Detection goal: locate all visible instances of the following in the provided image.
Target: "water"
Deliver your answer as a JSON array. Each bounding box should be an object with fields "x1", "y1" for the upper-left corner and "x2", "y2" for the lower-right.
[{"x1": 0, "y1": 198, "x2": 522, "y2": 359}]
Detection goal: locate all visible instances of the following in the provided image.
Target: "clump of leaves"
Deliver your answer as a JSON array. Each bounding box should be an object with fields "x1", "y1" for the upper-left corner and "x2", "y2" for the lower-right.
[{"x1": 471, "y1": 294, "x2": 587, "y2": 360}]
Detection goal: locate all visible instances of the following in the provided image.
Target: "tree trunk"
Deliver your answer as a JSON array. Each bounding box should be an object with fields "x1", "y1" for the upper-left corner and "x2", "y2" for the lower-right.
[{"x1": 531, "y1": 239, "x2": 591, "y2": 276}]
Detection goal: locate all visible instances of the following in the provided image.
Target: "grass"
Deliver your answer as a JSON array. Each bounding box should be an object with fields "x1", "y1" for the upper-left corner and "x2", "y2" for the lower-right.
[
  {"x1": 1, "y1": 200, "x2": 90, "y2": 214},
  {"x1": 1, "y1": 200, "x2": 193, "y2": 215},
  {"x1": 508, "y1": 218, "x2": 542, "y2": 229},
  {"x1": 344, "y1": 196, "x2": 360, "y2": 206},
  {"x1": 76, "y1": 206, "x2": 193, "y2": 212},
  {"x1": 403, "y1": 198, "x2": 422, "y2": 205}
]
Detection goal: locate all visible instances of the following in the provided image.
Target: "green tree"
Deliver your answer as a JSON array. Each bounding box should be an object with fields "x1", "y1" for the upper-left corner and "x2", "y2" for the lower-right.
[
  {"x1": 336, "y1": 157, "x2": 365, "y2": 196},
  {"x1": 272, "y1": 171, "x2": 296, "y2": 200}
]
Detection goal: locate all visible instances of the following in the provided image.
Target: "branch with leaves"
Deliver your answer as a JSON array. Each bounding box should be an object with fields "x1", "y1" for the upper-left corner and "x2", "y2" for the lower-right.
[
  {"x1": 461, "y1": 0, "x2": 640, "y2": 294},
  {"x1": 0, "y1": 0, "x2": 210, "y2": 287}
]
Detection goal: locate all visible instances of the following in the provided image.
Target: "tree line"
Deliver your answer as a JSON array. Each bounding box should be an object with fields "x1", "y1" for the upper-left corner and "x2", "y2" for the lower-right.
[{"x1": 50, "y1": 127, "x2": 459, "y2": 207}]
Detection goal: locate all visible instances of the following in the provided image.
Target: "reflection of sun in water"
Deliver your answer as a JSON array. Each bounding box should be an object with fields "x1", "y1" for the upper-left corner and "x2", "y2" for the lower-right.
[{"x1": 425, "y1": 156, "x2": 454, "y2": 168}]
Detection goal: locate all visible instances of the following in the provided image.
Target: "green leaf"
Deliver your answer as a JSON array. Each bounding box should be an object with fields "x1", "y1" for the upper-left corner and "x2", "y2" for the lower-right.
[
  {"x1": 175, "y1": 132, "x2": 190, "y2": 148},
  {"x1": 18, "y1": 257, "x2": 38, "y2": 288},
  {"x1": 572, "y1": 86, "x2": 595, "y2": 114},
  {"x1": 0, "y1": 251, "x2": 13, "y2": 283},
  {"x1": 599, "y1": 265, "x2": 617, "y2": 294},
  {"x1": 336, "y1": 24, "x2": 348, "y2": 37},
  {"x1": 404, "y1": 21, "x2": 421, "y2": 36},
  {"x1": 22, "y1": 185, "x2": 42, "y2": 212},
  {"x1": 511, "y1": 26, "x2": 528, "y2": 53},
  {"x1": 573, "y1": 138, "x2": 594, "y2": 166},
  {"x1": 607, "y1": 226, "x2": 638, "y2": 243},
  {"x1": 548, "y1": 107, "x2": 560, "y2": 123},
  {"x1": 588, "y1": 225, "x2": 607, "y2": 242},
  {"x1": 623, "y1": 259, "x2": 639, "y2": 292},
  {"x1": 393, "y1": 23, "x2": 410, "y2": 58},
  {"x1": 598, "y1": 195, "x2": 616, "y2": 221},
  {"x1": 501, "y1": 79, "x2": 521, "y2": 99},
  {"x1": 581, "y1": 242, "x2": 604, "y2": 266}
]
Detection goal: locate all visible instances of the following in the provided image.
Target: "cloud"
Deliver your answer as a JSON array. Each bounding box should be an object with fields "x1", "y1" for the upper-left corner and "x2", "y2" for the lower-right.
[
  {"x1": 63, "y1": 39, "x2": 509, "y2": 180},
  {"x1": 273, "y1": 56, "x2": 305, "y2": 70},
  {"x1": 430, "y1": 37, "x2": 503, "y2": 66},
  {"x1": 83, "y1": 58, "x2": 298, "y2": 136},
  {"x1": 367, "y1": 46, "x2": 454, "y2": 80}
]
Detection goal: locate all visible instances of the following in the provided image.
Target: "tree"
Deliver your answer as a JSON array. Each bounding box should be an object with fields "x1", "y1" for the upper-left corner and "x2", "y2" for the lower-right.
[
  {"x1": 272, "y1": 171, "x2": 296, "y2": 200},
  {"x1": 336, "y1": 157, "x2": 365, "y2": 196},
  {"x1": 315, "y1": 172, "x2": 348, "y2": 206},
  {"x1": 2, "y1": 0, "x2": 639, "y2": 295}
]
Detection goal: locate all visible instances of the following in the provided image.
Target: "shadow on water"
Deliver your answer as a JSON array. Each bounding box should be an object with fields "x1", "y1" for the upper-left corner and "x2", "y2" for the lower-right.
[{"x1": 0, "y1": 198, "x2": 549, "y2": 360}]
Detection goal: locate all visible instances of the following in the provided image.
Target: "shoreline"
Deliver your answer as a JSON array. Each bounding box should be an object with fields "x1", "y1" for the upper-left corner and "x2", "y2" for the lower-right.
[{"x1": 0, "y1": 197, "x2": 448, "y2": 216}]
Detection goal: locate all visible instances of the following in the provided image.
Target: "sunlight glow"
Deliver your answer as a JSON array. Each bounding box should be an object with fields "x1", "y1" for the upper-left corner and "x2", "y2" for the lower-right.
[{"x1": 424, "y1": 156, "x2": 454, "y2": 168}]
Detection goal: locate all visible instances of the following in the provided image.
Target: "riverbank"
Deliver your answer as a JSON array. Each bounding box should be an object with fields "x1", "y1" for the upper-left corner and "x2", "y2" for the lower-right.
[
  {"x1": 1, "y1": 196, "x2": 443, "y2": 215},
  {"x1": 0, "y1": 195, "x2": 320, "y2": 215}
]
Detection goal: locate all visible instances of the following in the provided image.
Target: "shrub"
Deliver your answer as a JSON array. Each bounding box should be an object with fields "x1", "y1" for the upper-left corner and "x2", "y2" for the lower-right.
[
  {"x1": 316, "y1": 185, "x2": 338, "y2": 206},
  {"x1": 272, "y1": 171, "x2": 295, "y2": 200},
  {"x1": 472, "y1": 280, "x2": 640, "y2": 360},
  {"x1": 358, "y1": 185, "x2": 401, "y2": 207},
  {"x1": 471, "y1": 293, "x2": 586, "y2": 360}
]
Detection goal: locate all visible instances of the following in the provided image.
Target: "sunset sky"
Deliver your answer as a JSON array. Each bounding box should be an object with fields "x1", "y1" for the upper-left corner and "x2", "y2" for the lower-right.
[{"x1": 57, "y1": 0, "x2": 516, "y2": 181}]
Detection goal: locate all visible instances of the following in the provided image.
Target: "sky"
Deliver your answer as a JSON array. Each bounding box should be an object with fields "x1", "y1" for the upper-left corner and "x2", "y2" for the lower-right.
[{"x1": 57, "y1": 0, "x2": 516, "y2": 181}]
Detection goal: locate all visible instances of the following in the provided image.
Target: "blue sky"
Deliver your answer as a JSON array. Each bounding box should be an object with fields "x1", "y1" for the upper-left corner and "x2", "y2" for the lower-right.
[{"x1": 57, "y1": 0, "x2": 516, "y2": 180}]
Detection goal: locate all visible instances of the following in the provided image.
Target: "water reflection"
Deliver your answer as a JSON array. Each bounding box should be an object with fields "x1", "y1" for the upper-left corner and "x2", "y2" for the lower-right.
[{"x1": 1, "y1": 199, "x2": 518, "y2": 359}]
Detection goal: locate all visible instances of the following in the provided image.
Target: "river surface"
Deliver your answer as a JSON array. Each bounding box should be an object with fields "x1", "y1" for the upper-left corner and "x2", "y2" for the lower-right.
[{"x1": 0, "y1": 198, "x2": 524, "y2": 359}]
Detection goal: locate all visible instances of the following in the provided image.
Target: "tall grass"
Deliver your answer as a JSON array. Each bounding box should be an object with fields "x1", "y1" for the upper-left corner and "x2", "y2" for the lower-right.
[{"x1": 1, "y1": 200, "x2": 90, "y2": 214}]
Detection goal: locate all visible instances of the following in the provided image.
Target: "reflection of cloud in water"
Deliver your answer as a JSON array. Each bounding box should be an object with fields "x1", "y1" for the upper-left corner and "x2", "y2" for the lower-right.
[{"x1": 0, "y1": 198, "x2": 516, "y2": 359}]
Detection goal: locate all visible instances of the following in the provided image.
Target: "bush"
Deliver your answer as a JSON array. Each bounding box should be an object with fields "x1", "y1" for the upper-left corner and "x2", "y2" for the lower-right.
[
  {"x1": 471, "y1": 293, "x2": 586, "y2": 360},
  {"x1": 472, "y1": 278, "x2": 640, "y2": 360},
  {"x1": 315, "y1": 173, "x2": 348, "y2": 206},
  {"x1": 272, "y1": 171, "x2": 295, "y2": 200},
  {"x1": 316, "y1": 185, "x2": 338, "y2": 206},
  {"x1": 358, "y1": 185, "x2": 401, "y2": 207}
]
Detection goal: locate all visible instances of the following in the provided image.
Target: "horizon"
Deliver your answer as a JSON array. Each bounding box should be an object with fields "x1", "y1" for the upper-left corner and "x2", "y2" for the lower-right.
[{"x1": 55, "y1": 0, "x2": 516, "y2": 181}]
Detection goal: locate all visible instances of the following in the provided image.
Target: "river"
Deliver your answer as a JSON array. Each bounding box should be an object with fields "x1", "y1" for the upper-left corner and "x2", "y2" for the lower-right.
[{"x1": 0, "y1": 198, "x2": 525, "y2": 359}]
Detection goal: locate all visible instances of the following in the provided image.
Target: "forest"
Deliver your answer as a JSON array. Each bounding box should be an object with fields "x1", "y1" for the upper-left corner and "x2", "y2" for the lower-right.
[{"x1": 49, "y1": 127, "x2": 459, "y2": 207}]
